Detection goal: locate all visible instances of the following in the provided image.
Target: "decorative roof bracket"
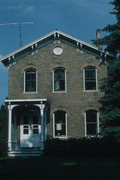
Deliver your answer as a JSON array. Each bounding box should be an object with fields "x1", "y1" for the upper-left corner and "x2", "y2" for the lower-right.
[
  {"x1": 99, "y1": 51, "x2": 108, "y2": 65},
  {"x1": 76, "y1": 42, "x2": 83, "y2": 53},
  {"x1": 54, "y1": 32, "x2": 61, "y2": 43},
  {"x1": 31, "y1": 43, "x2": 38, "y2": 55}
]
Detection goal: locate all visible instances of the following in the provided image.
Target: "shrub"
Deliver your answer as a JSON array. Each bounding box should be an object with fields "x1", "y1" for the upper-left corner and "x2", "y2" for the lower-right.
[
  {"x1": 0, "y1": 105, "x2": 8, "y2": 157},
  {"x1": 45, "y1": 137, "x2": 120, "y2": 157}
]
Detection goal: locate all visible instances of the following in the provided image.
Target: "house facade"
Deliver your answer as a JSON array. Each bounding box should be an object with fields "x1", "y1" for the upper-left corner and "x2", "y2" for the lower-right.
[{"x1": 0, "y1": 30, "x2": 111, "y2": 157}]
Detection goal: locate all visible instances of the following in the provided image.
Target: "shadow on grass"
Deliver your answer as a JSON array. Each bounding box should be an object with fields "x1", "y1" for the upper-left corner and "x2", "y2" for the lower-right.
[{"x1": 0, "y1": 156, "x2": 120, "y2": 180}]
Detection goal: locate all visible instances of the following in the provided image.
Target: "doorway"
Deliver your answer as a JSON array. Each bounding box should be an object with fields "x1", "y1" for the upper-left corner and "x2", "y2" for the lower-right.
[{"x1": 20, "y1": 109, "x2": 41, "y2": 148}]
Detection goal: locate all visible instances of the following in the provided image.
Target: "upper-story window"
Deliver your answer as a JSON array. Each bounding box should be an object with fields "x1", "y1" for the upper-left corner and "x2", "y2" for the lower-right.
[
  {"x1": 53, "y1": 67, "x2": 66, "y2": 92},
  {"x1": 24, "y1": 68, "x2": 37, "y2": 92},
  {"x1": 84, "y1": 66, "x2": 98, "y2": 91}
]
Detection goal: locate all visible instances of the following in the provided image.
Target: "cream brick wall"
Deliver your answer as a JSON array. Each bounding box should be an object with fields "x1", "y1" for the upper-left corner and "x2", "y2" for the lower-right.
[{"x1": 8, "y1": 42, "x2": 107, "y2": 138}]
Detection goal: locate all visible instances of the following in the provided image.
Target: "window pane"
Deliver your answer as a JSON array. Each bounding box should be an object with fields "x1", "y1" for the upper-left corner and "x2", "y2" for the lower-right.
[
  {"x1": 54, "y1": 111, "x2": 66, "y2": 137},
  {"x1": 85, "y1": 82, "x2": 96, "y2": 90},
  {"x1": 23, "y1": 125, "x2": 29, "y2": 134},
  {"x1": 86, "y1": 110, "x2": 97, "y2": 136},
  {"x1": 86, "y1": 110, "x2": 97, "y2": 122},
  {"x1": 33, "y1": 129, "x2": 39, "y2": 134},
  {"x1": 25, "y1": 69, "x2": 36, "y2": 92},
  {"x1": 33, "y1": 125, "x2": 39, "y2": 134},
  {"x1": 54, "y1": 68, "x2": 65, "y2": 91},
  {"x1": 23, "y1": 129, "x2": 29, "y2": 134},
  {"x1": 85, "y1": 66, "x2": 96, "y2": 90},
  {"x1": 55, "y1": 111, "x2": 65, "y2": 121},
  {"x1": 87, "y1": 124, "x2": 97, "y2": 135}
]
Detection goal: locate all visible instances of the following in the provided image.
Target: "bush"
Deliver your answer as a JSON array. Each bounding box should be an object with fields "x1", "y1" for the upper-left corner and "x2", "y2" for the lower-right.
[
  {"x1": 45, "y1": 137, "x2": 120, "y2": 157},
  {"x1": 0, "y1": 105, "x2": 8, "y2": 157},
  {"x1": 0, "y1": 134, "x2": 7, "y2": 156}
]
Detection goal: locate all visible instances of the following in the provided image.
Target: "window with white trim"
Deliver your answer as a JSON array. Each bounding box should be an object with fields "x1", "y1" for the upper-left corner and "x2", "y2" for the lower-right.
[
  {"x1": 84, "y1": 110, "x2": 99, "y2": 136},
  {"x1": 24, "y1": 68, "x2": 37, "y2": 92},
  {"x1": 53, "y1": 111, "x2": 67, "y2": 138},
  {"x1": 84, "y1": 66, "x2": 98, "y2": 91},
  {"x1": 53, "y1": 67, "x2": 66, "y2": 91}
]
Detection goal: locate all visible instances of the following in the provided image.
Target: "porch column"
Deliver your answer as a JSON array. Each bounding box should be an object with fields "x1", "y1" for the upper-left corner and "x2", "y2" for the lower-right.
[
  {"x1": 36, "y1": 104, "x2": 45, "y2": 149},
  {"x1": 40, "y1": 104, "x2": 45, "y2": 143},
  {"x1": 8, "y1": 105, "x2": 13, "y2": 151},
  {"x1": 8, "y1": 104, "x2": 17, "y2": 151}
]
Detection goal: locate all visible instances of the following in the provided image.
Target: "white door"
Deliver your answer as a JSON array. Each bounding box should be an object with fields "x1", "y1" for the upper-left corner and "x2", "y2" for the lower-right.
[{"x1": 20, "y1": 112, "x2": 41, "y2": 148}]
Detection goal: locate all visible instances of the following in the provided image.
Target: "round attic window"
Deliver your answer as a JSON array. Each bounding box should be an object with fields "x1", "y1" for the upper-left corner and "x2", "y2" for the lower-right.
[{"x1": 53, "y1": 47, "x2": 63, "y2": 55}]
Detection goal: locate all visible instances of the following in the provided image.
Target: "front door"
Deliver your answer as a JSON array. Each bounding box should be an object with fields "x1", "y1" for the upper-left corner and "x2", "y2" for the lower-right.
[{"x1": 20, "y1": 111, "x2": 41, "y2": 148}]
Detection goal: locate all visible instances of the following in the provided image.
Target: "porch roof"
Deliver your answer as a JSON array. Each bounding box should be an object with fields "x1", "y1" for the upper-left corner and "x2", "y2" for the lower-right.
[{"x1": 5, "y1": 98, "x2": 48, "y2": 104}]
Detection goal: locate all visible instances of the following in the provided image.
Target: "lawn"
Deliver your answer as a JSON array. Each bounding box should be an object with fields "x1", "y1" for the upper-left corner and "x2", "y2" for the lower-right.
[{"x1": 0, "y1": 156, "x2": 120, "y2": 180}]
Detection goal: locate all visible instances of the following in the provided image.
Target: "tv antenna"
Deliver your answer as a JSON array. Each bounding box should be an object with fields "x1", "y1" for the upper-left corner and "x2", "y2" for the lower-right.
[{"x1": 0, "y1": 22, "x2": 34, "y2": 47}]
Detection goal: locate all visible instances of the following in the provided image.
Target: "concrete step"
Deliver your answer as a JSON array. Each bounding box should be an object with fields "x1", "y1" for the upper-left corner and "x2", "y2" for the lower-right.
[{"x1": 8, "y1": 149, "x2": 44, "y2": 157}]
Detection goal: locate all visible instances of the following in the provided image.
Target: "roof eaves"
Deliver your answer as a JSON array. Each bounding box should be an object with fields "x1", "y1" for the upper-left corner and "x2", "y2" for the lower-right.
[
  {"x1": 56, "y1": 30, "x2": 99, "y2": 51},
  {"x1": 0, "y1": 29, "x2": 113, "y2": 66},
  {"x1": 0, "y1": 30, "x2": 56, "y2": 65}
]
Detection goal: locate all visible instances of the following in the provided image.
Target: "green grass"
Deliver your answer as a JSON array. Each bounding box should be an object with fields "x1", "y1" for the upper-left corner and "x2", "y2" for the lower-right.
[{"x1": 0, "y1": 156, "x2": 120, "y2": 180}]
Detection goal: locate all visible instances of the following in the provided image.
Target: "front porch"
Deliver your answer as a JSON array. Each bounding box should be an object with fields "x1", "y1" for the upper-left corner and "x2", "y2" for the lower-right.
[{"x1": 5, "y1": 99, "x2": 49, "y2": 157}]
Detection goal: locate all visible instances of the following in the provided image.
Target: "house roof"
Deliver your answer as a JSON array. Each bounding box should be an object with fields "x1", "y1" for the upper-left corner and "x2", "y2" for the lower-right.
[{"x1": 0, "y1": 30, "x2": 112, "y2": 67}]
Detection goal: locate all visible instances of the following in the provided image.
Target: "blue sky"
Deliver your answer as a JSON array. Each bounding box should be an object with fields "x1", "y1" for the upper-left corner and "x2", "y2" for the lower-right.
[{"x1": 0, "y1": 0, "x2": 115, "y2": 104}]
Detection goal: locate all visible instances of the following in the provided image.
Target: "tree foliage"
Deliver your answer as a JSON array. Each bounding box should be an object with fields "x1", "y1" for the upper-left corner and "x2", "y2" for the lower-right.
[
  {"x1": 94, "y1": 0, "x2": 120, "y2": 137},
  {"x1": 0, "y1": 104, "x2": 8, "y2": 156}
]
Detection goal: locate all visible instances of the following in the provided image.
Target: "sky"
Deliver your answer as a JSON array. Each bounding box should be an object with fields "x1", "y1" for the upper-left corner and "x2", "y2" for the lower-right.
[{"x1": 0, "y1": 0, "x2": 116, "y2": 105}]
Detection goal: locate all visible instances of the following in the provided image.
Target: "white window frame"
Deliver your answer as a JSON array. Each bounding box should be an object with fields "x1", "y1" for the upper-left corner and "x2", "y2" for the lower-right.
[
  {"x1": 53, "y1": 112, "x2": 67, "y2": 138},
  {"x1": 23, "y1": 69, "x2": 38, "y2": 93},
  {"x1": 52, "y1": 67, "x2": 67, "y2": 92},
  {"x1": 84, "y1": 111, "x2": 100, "y2": 137},
  {"x1": 83, "y1": 67, "x2": 98, "y2": 92}
]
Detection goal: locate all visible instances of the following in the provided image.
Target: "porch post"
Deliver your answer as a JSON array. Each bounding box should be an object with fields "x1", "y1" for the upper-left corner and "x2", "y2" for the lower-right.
[
  {"x1": 40, "y1": 104, "x2": 45, "y2": 149},
  {"x1": 36, "y1": 104, "x2": 45, "y2": 150},
  {"x1": 8, "y1": 105, "x2": 12, "y2": 151},
  {"x1": 8, "y1": 104, "x2": 18, "y2": 151}
]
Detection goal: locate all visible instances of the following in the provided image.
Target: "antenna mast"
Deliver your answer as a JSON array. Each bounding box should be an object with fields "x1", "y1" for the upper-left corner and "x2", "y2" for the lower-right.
[{"x1": 0, "y1": 22, "x2": 34, "y2": 47}]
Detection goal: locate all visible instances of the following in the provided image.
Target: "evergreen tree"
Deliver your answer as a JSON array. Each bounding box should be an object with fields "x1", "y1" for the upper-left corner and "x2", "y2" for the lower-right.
[
  {"x1": 94, "y1": 0, "x2": 120, "y2": 137},
  {"x1": 0, "y1": 104, "x2": 8, "y2": 156},
  {"x1": 94, "y1": 0, "x2": 120, "y2": 55}
]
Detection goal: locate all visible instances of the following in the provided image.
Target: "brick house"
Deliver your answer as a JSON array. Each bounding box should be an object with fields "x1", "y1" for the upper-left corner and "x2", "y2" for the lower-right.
[{"x1": 0, "y1": 30, "x2": 111, "y2": 157}]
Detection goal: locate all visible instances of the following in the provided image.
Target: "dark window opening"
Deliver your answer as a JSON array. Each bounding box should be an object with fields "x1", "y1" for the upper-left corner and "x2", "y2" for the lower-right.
[
  {"x1": 25, "y1": 68, "x2": 36, "y2": 92},
  {"x1": 85, "y1": 66, "x2": 97, "y2": 90},
  {"x1": 54, "y1": 68, "x2": 65, "y2": 91},
  {"x1": 54, "y1": 111, "x2": 66, "y2": 137},
  {"x1": 33, "y1": 125, "x2": 39, "y2": 134},
  {"x1": 86, "y1": 110, "x2": 98, "y2": 135},
  {"x1": 23, "y1": 125, "x2": 29, "y2": 134}
]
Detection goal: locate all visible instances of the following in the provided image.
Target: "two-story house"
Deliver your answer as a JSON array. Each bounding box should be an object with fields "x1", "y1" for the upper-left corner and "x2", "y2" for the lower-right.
[{"x1": 0, "y1": 30, "x2": 111, "y2": 157}]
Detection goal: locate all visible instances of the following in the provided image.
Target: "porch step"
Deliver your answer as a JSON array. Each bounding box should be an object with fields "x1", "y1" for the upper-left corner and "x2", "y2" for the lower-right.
[{"x1": 8, "y1": 149, "x2": 44, "y2": 157}]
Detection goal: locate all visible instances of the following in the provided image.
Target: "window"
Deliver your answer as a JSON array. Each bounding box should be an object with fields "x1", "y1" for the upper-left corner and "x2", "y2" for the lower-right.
[
  {"x1": 23, "y1": 116, "x2": 29, "y2": 135},
  {"x1": 32, "y1": 116, "x2": 39, "y2": 134},
  {"x1": 24, "y1": 68, "x2": 37, "y2": 92},
  {"x1": 85, "y1": 110, "x2": 99, "y2": 136},
  {"x1": 84, "y1": 66, "x2": 97, "y2": 91},
  {"x1": 22, "y1": 114, "x2": 40, "y2": 135},
  {"x1": 53, "y1": 67, "x2": 66, "y2": 91},
  {"x1": 53, "y1": 111, "x2": 67, "y2": 138}
]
